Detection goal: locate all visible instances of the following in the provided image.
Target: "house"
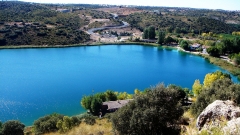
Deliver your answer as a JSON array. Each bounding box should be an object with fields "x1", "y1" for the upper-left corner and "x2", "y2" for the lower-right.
[
  {"x1": 56, "y1": 9, "x2": 70, "y2": 13},
  {"x1": 190, "y1": 43, "x2": 201, "y2": 50},
  {"x1": 102, "y1": 99, "x2": 133, "y2": 113}
]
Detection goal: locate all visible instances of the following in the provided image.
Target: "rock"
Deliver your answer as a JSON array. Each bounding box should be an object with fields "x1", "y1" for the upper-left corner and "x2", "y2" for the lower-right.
[
  {"x1": 223, "y1": 117, "x2": 240, "y2": 135},
  {"x1": 196, "y1": 100, "x2": 240, "y2": 130}
]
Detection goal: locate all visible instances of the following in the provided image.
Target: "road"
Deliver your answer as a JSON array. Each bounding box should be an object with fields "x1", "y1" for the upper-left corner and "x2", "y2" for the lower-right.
[{"x1": 87, "y1": 14, "x2": 129, "y2": 35}]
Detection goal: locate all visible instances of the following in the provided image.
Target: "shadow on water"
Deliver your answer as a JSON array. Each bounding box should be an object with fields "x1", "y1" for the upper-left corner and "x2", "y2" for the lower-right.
[
  {"x1": 164, "y1": 47, "x2": 173, "y2": 51},
  {"x1": 179, "y1": 51, "x2": 188, "y2": 56},
  {"x1": 157, "y1": 46, "x2": 164, "y2": 51}
]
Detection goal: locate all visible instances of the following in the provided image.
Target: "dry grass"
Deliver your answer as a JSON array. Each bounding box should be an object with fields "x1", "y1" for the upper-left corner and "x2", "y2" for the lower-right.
[
  {"x1": 44, "y1": 118, "x2": 113, "y2": 135},
  {"x1": 181, "y1": 111, "x2": 198, "y2": 135}
]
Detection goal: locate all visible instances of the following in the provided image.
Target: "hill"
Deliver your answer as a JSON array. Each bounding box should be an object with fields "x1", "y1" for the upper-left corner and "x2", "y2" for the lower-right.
[{"x1": 0, "y1": 1, "x2": 90, "y2": 46}]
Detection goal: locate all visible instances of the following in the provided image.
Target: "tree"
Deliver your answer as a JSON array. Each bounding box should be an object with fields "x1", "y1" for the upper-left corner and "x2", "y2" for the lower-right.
[
  {"x1": 90, "y1": 96, "x2": 102, "y2": 115},
  {"x1": 180, "y1": 40, "x2": 189, "y2": 50},
  {"x1": 192, "y1": 79, "x2": 203, "y2": 96},
  {"x1": 105, "y1": 90, "x2": 117, "y2": 101},
  {"x1": 233, "y1": 37, "x2": 240, "y2": 53},
  {"x1": 222, "y1": 39, "x2": 234, "y2": 53},
  {"x1": 157, "y1": 31, "x2": 165, "y2": 44},
  {"x1": 0, "y1": 38, "x2": 6, "y2": 46},
  {"x1": 81, "y1": 95, "x2": 102, "y2": 115},
  {"x1": 164, "y1": 36, "x2": 175, "y2": 44},
  {"x1": 207, "y1": 46, "x2": 220, "y2": 57},
  {"x1": 232, "y1": 53, "x2": 240, "y2": 65},
  {"x1": 203, "y1": 70, "x2": 231, "y2": 88},
  {"x1": 2, "y1": 120, "x2": 25, "y2": 135},
  {"x1": 142, "y1": 28, "x2": 149, "y2": 39},
  {"x1": 134, "y1": 88, "x2": 142, "y2": 95},
  {"x1": 216, "y1": 42, "x2": 227, "y2": 55},
  {"x1": 190, "y1": 78, "x2": 240, "y2": 117},
  {"x1": 148, "y1": 26, "x2": 156, "y2": 39},
  {"x1": 174, "y1": 27, "x2": 181, "y2": 34},
  {"x1": 111, "y1": 84, "x2": 183, "y2": 135}
]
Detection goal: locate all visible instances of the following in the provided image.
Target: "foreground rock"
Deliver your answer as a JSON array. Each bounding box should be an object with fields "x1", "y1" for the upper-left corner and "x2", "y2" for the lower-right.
[
  {"x1": 197, "y1": 100, "x2": 240, "y2": 132},
  {"x1": 223, "y1": 117, "x2": 240, "y2": 134}
]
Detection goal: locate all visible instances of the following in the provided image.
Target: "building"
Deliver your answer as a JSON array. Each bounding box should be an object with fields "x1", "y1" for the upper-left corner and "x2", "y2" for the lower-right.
[
  {"x1": 190, "y1": 43, "x2": 201, "y2": 51},
  {"x1": 56, "y1": 9, "x2": 70, "y2": 13},
  {"x1": 102, "y1": 99, "x2": 133, "y2": 113}
]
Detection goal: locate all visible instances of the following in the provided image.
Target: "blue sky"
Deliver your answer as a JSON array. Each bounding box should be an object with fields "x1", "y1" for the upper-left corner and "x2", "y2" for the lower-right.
[{"x1": 23, "y1": 0, "x2": 240, "y2": 11}]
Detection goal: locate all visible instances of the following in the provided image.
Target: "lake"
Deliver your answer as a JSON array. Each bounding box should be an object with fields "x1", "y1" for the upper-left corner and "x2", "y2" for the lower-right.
[{"x1": 0, "y1": 45, "x2": 238, "y2": 126}]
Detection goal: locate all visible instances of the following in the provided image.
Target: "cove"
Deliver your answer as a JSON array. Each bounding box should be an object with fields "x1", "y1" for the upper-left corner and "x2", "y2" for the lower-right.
[{"x1": 0, "y1": 45, "x2": 238, "y2": 126}]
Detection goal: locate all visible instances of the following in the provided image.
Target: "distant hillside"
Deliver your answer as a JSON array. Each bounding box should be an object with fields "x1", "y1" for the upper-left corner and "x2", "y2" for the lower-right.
[
  {"x1": 0, "y1": 1, "x2": 90, "y2": 46},
  {"x1": 120, "y1": 6, "x2": 240, "y2": 34}
]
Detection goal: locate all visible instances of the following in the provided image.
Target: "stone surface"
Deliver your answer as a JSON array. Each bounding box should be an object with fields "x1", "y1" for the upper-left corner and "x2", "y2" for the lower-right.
[
  {"x1": 196, "y1": 100, "x2": 240, "y2": 130},
  {"x1": 223, "y1": 117, "x2": 240, "y2": 135}
]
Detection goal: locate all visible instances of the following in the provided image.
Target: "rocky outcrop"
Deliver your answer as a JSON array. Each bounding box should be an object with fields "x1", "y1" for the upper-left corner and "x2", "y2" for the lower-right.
[
  {"x1": 223, "y1": 117, "x2": 240, "y2": 134},
  {"x1": 197, "y1": 100, "x2": 240, "y2": 131}
]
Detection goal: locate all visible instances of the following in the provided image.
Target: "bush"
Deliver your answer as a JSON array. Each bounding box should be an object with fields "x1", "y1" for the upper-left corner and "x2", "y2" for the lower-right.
[
  {"x1": 71, "y1": 116, "x2": 81, "y2": 126},
  {"x1": 180, "y1": 40, "x2": 189, "y2": 50},
  {"x1": 1, "y1": 120, "x2": 25, "y2": 135},
  {"x1": 56, "y1": 116, "x2": 74, "y2": 133},
  {"x1": 0, "y1": 121, "x2": 2, "y2": 135},
  {"x1": 207, "y1": 46, "x2": 220, "y2": 57},
  {"x1": 0, "y1": 38, "x2": 6, "y2": 45},
  {"x1": 83, "y1": 115, "x2": 97, "y2": 125},
  {"x1": 33, "y1": 113, "x2": 64, "y2": 134},
  {"x1": 190, "y1": 78, "x2": 240, "y2": 117},
  {"x1": 111, "y1": 84, "x2": 184, "y2": 135}
]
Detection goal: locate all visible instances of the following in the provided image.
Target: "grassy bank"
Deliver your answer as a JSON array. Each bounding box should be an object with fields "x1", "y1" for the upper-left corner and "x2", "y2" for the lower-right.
[
  {"x1": 201, "y1": 55, "x2": 240, "y2": 80},
  {"x1": 44, "y1": 118, "x2": 113, "y2": 135}
]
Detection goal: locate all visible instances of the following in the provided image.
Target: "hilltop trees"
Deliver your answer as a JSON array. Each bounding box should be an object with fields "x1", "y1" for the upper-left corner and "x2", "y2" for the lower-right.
[{"x1": 111, "y1": 84, "x2": 184, "y2": 135}]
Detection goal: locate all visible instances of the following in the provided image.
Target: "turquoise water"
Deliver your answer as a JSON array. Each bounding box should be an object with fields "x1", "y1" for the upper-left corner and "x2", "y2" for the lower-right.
[{"x1": 0, "y1": 45, "x2": 238, "y2": 126}]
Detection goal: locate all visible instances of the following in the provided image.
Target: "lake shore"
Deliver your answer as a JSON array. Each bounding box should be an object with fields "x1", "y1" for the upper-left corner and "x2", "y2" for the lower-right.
[{"x1": 0, "y1": 42, "x2": 158, "y2": 49}]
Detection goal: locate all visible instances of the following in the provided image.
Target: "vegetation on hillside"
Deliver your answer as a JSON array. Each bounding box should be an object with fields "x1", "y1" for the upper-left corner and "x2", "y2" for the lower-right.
[
  {"x1": 0, "y1": 1, "x2": 90, "y2": 46},
  {"x1": 120, "y1": 11, "x2": 240, "y2": 34}
]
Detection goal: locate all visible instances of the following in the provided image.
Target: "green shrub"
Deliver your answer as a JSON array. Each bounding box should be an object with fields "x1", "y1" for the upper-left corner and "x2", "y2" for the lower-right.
[
  {"x1": 56, "y1": 116, "x2": 74, "y2": 133},
  {"x1": 1, "y1": 120, "x2": 25, "y2": 135},
  {"x1": 33, "y1": 113, "x2": 64, "y2": 134},
  {"x1": 0, "y1": 121, "x2": 2, "y2": 135},
  {"x1": 71, "y1": 116, "x2": 81, "y2": 126},
  {"x1": 190, "y1": 78, "x2": 240, "y2": 117},
  {"x1": 82, "y1": 115, "x2": 96, "y2": 125},
  {"x1": 111, "y1": 84, "x2": 184, "y2": 135}
]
